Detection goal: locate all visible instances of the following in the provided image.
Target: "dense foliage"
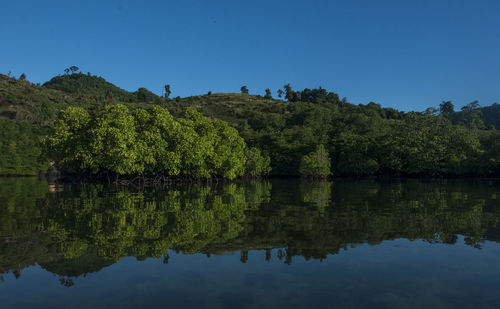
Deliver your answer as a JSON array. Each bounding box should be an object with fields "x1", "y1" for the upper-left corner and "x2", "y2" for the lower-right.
[
  {"x1": 299, "y1": 145, "x2": 331, "y2": 178},
  {"x1": 454, "y1": 102, "x2": 500, "y2": 129},
  {"x1": 0, "y1": 118, "x2": 47, "y2": 175},
  {"x1": 1, "y1": 72, "x2": 500, "y2": 177},
  {"x1": 244, "y1": 147, "x2": 272, "y2": 177},
  {"x1": 43, "y1": 73, "x2": 158, "y2": 103},
  {"x1": 44, "y1": 104, "x2": 269, "y2": 179},
  {"x1": 167, "y1": 91, "x2": 500, "y2": 176}
]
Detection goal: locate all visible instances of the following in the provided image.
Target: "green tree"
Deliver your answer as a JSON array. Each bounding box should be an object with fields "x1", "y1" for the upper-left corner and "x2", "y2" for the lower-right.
[
  {"x1": 264, "y1": 88, "x2": 272, "y2": 99},
  {"x1": 136, "y1": 87, "x2": 156, "y2": 102},
  {"x1": 461, "y1": 101, "x2": 484, "y2": 130},
  {"x1": 87, "y1": 104, "x2": 141, "y2": 175},
  {"x1": 44, "y1": 105, "x2": 141, "y2": 175},
  {"x1": 164, "y1": 84, "x2": 171, "y2": 98},
  {"x1": 133, "y1": 106, "x2": 183, "y2": 175},
  {"x1": 333, "y1": 131, "x2": 380, "y2": 176},
  {"x1": 177, "y1": 108, "x2": 219, "y2": 178},
  {"x1": 45, "y1": 104, "x2": 260, "y2": 179},
  {"x1": 284, "y1": 84, "x2": 293, "y2": 101},
  {"x1": 299, "y1": 145, "x2": 331, "y2": 178},
  {"x1": 19, "y1": 73, "x2": 26, "y2": 81},
  {"x1": 387, "y1": 113, "x2": 480, "y2": 175},
  {"x1": 439, "y1": 101, "x2": 454, "y2": 119},
  {"x1": 0, "y1": 118, "x2": 47, "y2": 175},
  {"x1": 244, "y1": 147, "x2": 271, "y2": 177},
  {"x1": 177, "y1": 108, "x2": 247, "y2": 179},
  {"x1": 212, "y1": 119, "x2": 247, "y2": 179},
  {"x1": 240, "y1": 86, "x2": 249, "y2": 94},
  {"x1": 43, "y1": 106, "x2": 92, "y2": 169}
]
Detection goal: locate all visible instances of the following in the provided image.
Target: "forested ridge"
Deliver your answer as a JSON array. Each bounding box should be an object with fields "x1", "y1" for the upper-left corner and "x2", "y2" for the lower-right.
[{"x1": 1, "y1": 71, "x2": 500, "y2": 177}]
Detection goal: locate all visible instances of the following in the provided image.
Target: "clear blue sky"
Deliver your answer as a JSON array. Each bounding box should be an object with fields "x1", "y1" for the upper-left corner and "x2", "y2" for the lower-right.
[{"x1": 1, "y1": 0, "x2": 499, "y2": 111}]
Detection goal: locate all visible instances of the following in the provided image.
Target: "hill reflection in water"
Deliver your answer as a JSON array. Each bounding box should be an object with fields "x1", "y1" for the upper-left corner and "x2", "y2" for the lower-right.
[
  {"x1": 2, "y1": 178, "x2": 500, "y2": 281},
  {"x1": 2, "y1": 178, "x2": 500, "y2": 308}
]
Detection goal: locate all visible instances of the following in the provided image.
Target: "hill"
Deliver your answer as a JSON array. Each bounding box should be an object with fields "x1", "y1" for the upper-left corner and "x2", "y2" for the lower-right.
[
  {"x1": 43, "y1": 73, "x2": 158, "y2": 103},
  {"x1": 163, "y1": 93, "x2": 406, "y2": 175},
  {"x1": 0, "y1": 73, "x2": 157, "y2": 127},
  {"x1": 1, "y1": 72, "x2": 500, "y2": 177},
  {"x1": 165, "y1": 92, "x2": 500, "y2": 176},
  {"x1": 0, "y1": 74, "x2": 89, "y2": 126}
]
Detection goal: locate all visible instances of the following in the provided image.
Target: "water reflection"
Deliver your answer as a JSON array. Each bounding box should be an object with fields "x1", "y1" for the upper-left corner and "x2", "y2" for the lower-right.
[{"x1": 1, "y1": 178, "x2": 500, "y2": 286}]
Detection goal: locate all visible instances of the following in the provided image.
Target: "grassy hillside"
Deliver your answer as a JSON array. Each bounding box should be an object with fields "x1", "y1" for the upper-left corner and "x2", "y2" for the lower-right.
[
  {"x1": 43, "y1": 73, "x2": 158, "y2": 103},
  {"x1": 0, "y1": 74, "x2": 89, "y2": 126},
  {"x1": 0, "y1": 73, "x2": 157, "y2": 127}
]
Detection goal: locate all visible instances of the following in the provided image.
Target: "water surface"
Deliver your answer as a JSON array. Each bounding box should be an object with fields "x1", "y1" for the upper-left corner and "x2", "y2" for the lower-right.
[{"x1": 1, "y1": 178, "x2": 500, "y2": 308}]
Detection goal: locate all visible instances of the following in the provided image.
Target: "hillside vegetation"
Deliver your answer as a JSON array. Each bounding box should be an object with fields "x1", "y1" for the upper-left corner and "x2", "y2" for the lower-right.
[
  {"x1": 1, "y1": 71, "x2": 499, "y2": 177},
  {"x1": 0, "y1": 74, "x2": 87, "y2": 126},
  {"x1": 44, "y1": 73, "x2": 158, "y2": 103},
  {"x1": 166, "y1": 91, "x2": 499, "y2": 176},
  {"x1": 44, "y1": 104, "x2": 268, "y2": 180}
]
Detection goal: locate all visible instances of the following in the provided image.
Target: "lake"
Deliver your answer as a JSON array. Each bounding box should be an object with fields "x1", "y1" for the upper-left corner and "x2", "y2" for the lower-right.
[{"x1": 1, "y1": 178, "x2": 500, "y2": 308}]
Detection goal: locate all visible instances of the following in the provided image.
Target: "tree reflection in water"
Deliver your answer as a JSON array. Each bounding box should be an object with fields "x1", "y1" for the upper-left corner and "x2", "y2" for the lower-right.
[{"x1": 1, "y1": 178, "x2": 500, "y2": 285}]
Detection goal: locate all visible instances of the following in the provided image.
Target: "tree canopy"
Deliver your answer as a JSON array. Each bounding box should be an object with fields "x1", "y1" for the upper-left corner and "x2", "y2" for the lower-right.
[
  {"x1": 299, "y1": 145, "x2": 331, "y2": 178},
  {"x1": 43, "y1": 104, "x2": 269, "y2": 179}
]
